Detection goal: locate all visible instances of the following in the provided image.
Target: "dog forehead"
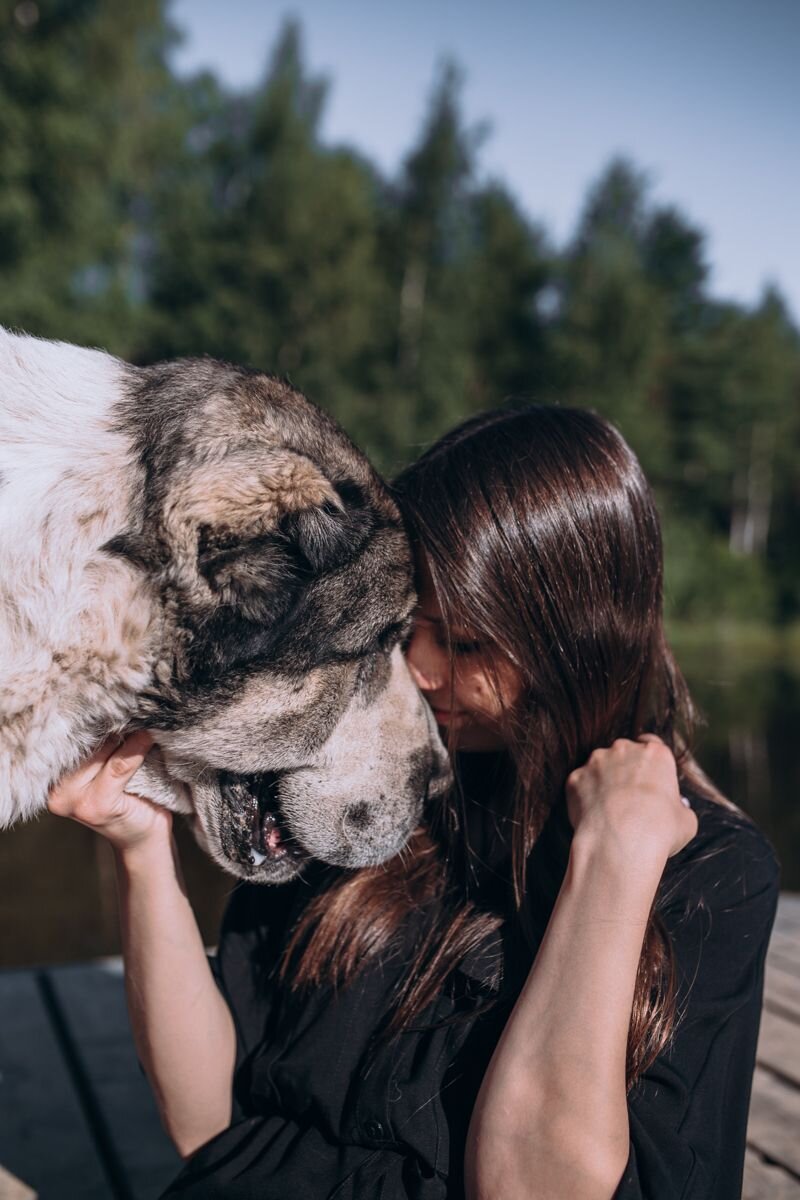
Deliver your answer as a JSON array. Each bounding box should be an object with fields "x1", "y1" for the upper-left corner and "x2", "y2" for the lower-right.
[
  {"x1": 120, "y1": 359, "x2": 403, "y2": 544},
  {"x1": 125, "y1": 361, "x2": 369, "y2": 480}
]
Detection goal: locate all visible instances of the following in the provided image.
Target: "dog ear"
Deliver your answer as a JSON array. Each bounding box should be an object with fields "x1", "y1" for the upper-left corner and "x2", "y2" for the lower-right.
[
  {"x1": 105, "y1": 453, "x2": 375, "y2": 625},
  {"x1": 195, "y1": 483, "x2": 375, "y2": 624},
  {"x1": 280, "y1": 482, "x2": 375, "y2": 574},
  {"x1": 162, "y1": 450, "x2": 362, "y2": 620}
]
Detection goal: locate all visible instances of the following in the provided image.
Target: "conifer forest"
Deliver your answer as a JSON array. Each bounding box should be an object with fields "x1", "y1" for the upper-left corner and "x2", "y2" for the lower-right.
[{"x1": 1, "y1": 1, "x2": 798, "y2": 631}]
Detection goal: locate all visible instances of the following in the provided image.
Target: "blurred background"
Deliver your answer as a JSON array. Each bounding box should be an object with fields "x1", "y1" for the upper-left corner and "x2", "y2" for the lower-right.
[{"x1": 1, "y1": 0, "x2": 798, "y2": 965}]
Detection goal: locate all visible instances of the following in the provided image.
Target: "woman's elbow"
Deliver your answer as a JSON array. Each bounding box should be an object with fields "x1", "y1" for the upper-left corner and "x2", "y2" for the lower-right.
[
  {"x1": 163, "y1": 1102, "x2": 233, "y2": 1161},
  {"x1": 466, "y1": 1126, "x2": 628, "y2": 1200}
]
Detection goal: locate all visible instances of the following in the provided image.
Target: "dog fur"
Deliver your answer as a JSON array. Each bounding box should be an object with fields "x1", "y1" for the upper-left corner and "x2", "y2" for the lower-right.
[{"x1": 0, "y1": 328, "x2": 449, "y2": 881}]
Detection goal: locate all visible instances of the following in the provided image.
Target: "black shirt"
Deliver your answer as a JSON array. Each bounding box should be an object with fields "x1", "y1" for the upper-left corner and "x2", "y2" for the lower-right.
[{"x1": 161, "y1": 789, "x2": 779, "y2": 1200}]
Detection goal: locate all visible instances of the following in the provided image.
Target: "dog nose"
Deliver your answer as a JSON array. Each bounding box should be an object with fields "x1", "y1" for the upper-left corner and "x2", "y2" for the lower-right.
[{"x1": 344, "y1": 801, "x2": 373, "y2": 832}]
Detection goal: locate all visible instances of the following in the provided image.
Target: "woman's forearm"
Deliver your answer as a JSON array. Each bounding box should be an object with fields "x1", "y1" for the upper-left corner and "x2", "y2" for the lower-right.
[
  {"x1": 115, "y1": 834, "x2": 237, "y2": 1158},
  {"x1": 465, "y1": 834, "x2": 667, "y2": 1200}
]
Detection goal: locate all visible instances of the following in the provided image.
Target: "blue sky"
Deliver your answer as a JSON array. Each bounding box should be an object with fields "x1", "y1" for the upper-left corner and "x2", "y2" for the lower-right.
[{"x1": 170, "y1": 0, "x2": 799, "y2": 320}]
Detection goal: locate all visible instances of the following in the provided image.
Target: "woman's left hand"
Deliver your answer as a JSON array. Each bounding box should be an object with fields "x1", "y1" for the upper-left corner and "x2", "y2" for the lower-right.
[{"x1": 565, "y1": 734, "x2": 698, "y2": 865}]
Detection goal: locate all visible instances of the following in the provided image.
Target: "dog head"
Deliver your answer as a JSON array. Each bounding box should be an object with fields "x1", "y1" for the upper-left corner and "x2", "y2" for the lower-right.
[{"x1": 108, "y1": 359, "x2": 451, "y2": 881}]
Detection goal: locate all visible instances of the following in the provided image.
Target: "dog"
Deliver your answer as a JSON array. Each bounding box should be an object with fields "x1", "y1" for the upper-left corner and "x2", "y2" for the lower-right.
[{"x1": 0, "y1": 327, "x2": 450, "y2": 882}]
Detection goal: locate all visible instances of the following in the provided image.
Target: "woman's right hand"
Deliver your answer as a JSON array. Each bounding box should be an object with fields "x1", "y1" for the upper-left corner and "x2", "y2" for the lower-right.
[{"x1": 47, "y1": 731, "x2": 173, "y2": 856}]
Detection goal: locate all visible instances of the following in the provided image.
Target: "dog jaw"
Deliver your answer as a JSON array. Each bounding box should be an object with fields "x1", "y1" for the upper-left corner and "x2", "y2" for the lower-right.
[{"x1": 150, "y1": 648, "x2": 452, "y2": 882}]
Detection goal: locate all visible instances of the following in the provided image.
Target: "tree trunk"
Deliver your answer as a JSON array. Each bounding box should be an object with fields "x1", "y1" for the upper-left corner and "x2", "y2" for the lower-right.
[
  {"x1": 397, "y1": 257, "x2": 427, "y2": 376},
  {"x1": 729, "y1": 420, "x2": 774, "y2": 558}
]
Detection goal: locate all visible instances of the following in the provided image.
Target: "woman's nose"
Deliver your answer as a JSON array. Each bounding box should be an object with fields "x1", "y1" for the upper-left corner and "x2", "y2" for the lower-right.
[{"x1": 405, "y1": 628, "x2": 446, "y2": 692}]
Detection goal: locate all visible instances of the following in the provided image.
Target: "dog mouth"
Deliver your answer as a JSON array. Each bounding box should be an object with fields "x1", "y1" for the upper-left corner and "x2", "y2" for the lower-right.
[{"x1": 218, "y1": 771, "x2": 309, "y2": 870}]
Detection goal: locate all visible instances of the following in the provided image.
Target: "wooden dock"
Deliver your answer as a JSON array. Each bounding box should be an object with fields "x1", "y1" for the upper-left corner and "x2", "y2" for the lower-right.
[
  {"x1": 746, "y1": 892, "x2": 800, "y2": 1199},
  {"x1": 0, "y1": 895, "x2": 798, "y2": 1199}
]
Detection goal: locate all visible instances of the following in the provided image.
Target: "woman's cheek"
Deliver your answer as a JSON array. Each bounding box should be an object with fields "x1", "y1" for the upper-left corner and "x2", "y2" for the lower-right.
[{"x1": 458, "y1": 668, "x2": 499, "y2": 719}]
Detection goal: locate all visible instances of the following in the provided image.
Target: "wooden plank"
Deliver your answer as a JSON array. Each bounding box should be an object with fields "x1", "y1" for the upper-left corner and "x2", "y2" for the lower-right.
[
  {"x1": 767, "y1": 929, "x2": 800, "y2": 979},
  {"x1": 757, "y1": 1008, "x2": 800, "y2": 1087},
  {"x1": 773, "y1": 894, "x2": 800, "y2": 934},
  {"x1": 748, "y1": 1066, "x2": 800, "y2": 1177},
  {"x1": 0, "y1": 972, "x2": 109, "y2": 1200},
  {"x1": 769, "y1": 951, "x2": 800, "y2": 982},
  {"x1": 48, "y1": 962, "x2": 181, "y2": 1200},
  {"x1": 768, "y1": 927, "x2": 800, "y2": 956},
  {"x1": 743, "y1": 1147, "x2": 800, "y2": 1199},
  {"x1": 764, "y1": 961, "x2": 800, "y2": 1022}
]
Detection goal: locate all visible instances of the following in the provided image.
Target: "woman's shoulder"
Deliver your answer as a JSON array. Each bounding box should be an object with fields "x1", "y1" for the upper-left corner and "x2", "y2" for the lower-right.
[{"x1": 659, "y1": 791, "x2": 780, "y2": 928}]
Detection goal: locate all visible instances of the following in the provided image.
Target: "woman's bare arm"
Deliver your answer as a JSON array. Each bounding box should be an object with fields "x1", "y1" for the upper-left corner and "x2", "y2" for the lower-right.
[
  {"x1": 114, "y1": 832, "x2": 236, "y2": 1157},
  {"x1": 464, "y1": 736, "x2": 697, "y2": 1200},
  {"x1": 48, "y1": 736, "x2": 236, "y2": 1158}
]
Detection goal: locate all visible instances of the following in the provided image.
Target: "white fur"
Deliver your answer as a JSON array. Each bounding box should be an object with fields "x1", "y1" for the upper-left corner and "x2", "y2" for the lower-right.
[{"x1": 0, "y1": 327, "x2": 176, "y2": 823}]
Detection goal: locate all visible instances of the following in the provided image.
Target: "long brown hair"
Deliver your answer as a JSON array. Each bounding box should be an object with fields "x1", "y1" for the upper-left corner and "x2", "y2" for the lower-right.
[{"x1": 280, "y1": 405, "x2": 729, "y2": 1087}]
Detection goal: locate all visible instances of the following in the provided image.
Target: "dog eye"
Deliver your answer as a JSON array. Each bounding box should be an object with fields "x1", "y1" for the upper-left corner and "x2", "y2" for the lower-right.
[{"x1": 377, "y1": 619, "x2": 411, "y2": 652}]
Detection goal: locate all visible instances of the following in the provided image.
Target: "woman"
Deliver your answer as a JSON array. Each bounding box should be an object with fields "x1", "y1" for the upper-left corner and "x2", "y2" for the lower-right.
[{"x1": 48, "y1": 405, "x2": 778, "y2": 1199}]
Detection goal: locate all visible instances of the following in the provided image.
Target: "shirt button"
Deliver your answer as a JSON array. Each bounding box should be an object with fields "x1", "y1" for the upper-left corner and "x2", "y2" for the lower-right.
[{"x1": 364, "y1": 1118, "x2": 384, "y2": 1140}]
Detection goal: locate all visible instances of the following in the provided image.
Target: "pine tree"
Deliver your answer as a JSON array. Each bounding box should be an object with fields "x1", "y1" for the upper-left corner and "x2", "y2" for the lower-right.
[
  {"x1": 462, "y1": 182, "x2": 553, "y2": 409},
  {"x1": 552, "y1": 157, "x2": 670, "y2": 481},
  {"x1": 148, "y1": 22, "x2": 388, "y2": 447},
  {"x1": 0, "y1": 0, "x2": 179, "y2": 354}
]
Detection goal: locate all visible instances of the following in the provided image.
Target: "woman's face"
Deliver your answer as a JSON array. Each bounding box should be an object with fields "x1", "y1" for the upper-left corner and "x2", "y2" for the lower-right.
[{"x1": 405, "y1": 555, "x2": 520, "y2": 752}]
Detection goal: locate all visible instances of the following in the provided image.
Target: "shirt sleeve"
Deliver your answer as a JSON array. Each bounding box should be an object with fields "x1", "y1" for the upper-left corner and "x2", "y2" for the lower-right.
[{"x1": 614, "y1": 806, "x2": 780, "y2": 1200}]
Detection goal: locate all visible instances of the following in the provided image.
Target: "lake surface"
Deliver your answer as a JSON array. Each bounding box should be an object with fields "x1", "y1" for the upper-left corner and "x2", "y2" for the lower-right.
[
  {"x1": 1, "y1": 649, "x2": 798, "y2": 968},
  {"x1": 676, "y1": 646, "x2": 799, "y2": 893}
]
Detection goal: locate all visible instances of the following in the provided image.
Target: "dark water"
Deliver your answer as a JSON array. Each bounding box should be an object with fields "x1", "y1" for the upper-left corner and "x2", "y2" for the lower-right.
[
  {"x1": 1, "y1": 652, "x2": 798, "y2": 968},
  {"x1": 675, "y1": 647, "x2": 799, "y2": 891}
]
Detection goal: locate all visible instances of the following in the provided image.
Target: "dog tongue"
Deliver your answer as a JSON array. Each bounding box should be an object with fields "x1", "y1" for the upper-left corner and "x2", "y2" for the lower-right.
[
  {"x1": 248, "y1": 802, "x2": 283, "y2": 865},
  {"x1": 259, "y1": 808, "x2": 285, "y2": 858}
]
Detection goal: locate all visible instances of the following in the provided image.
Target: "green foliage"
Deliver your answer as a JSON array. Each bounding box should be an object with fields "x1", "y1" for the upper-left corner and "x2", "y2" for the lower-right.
[
  {"x1": 0, "y1": 0, "x2": 181, "y2": 353},
  {"x1": 663, "y1": 512, "x2": 776, "y2": 623},
  {"x1": 1, "y1": 6, "x2": 798, "y2": 625}
]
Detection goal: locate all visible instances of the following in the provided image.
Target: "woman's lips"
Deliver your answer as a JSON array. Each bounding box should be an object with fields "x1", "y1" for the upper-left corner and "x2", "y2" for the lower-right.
[{"x1": 431, "y1": 707, "x2": 463, "y2": 724}]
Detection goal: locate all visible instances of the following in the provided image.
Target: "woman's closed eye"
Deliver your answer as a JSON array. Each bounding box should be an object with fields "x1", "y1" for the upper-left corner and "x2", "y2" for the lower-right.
[
  {"x1": 411, "y1": 607, "x2": 482, "y2": 656},
  {"x1": 451, "y1": 637, "x2": 483, "y2": 655}
]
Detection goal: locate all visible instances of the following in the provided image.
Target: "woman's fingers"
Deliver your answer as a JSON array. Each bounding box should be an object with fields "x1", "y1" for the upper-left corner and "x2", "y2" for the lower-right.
[
  {"x1": 633, "y1": 735, "x2": 698, "y2": 848},
  {"x1": 48, "y1": 731, "x2": 153, "y2": 819},
  {"x1": 101, "y1": 731, "x2": 154, "y2": 783},
  {"x1": 567, "y1": 733, "x2": 699, "y2": 859},
  {"x1": 57, "y1": 736, "x2": 125, "y2": 791},
  {"x1": 47, "y1": 731, "x2": 171, "y2": 853}
]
